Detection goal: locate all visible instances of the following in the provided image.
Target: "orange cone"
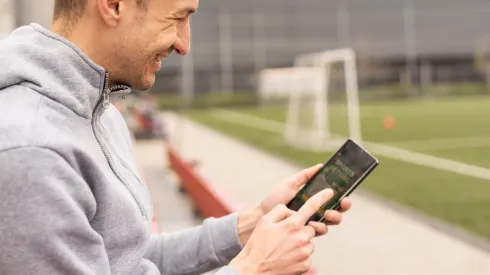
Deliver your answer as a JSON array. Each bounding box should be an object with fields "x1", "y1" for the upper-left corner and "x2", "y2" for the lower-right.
[{"x1": 383, "y1": 116, "x2": 396, "y2": 130}]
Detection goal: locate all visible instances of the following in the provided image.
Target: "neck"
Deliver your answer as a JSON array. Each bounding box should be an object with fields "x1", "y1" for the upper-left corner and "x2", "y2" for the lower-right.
[{"x1": 51, "y1": 17, "x2": 115, "y2": 80}]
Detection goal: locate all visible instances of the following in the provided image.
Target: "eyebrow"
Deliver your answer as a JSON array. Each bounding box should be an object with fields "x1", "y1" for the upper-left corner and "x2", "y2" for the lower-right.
[
  {"x1": 175, "y1": 5, "x2": 196, "y2": 18},
  {"x1": 182, "y1": 7, "x2": 196, "y2": 15}
]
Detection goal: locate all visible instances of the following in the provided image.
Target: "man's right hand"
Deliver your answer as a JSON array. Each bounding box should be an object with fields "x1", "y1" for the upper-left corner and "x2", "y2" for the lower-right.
[{"x1": 229, "y1": 189, "x2": 335, "y2": 275}]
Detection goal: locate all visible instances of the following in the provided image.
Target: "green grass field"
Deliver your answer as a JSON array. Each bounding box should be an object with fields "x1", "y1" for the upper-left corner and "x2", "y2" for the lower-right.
[{"x1": 183, "y1": 95, "x2": 490, "y2": 240}]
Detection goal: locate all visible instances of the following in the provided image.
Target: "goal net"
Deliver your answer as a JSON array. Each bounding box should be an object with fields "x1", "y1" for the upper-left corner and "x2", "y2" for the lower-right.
[{"x1": 258, "y1": 48, "x2": 362, "y2": 151}]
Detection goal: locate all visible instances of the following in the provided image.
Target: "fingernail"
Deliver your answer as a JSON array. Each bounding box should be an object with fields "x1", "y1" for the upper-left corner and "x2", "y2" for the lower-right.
[{"x1": 324, "y1": 210, "x2": 333, "y2": 219}]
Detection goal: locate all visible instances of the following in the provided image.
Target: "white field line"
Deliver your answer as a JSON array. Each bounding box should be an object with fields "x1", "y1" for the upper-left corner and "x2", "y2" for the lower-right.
[
  {"x1": 385, "y1": 136, "x2": 490, "y2": 151},
  {"x1": 209, "y1": 109, "x2": 490, "y2": 181},
  {"x1": 209, "y1": 109, "x2": 285, "y2": 133}
]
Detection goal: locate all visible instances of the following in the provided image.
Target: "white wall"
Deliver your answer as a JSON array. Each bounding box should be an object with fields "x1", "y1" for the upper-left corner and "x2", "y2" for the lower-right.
[
  {"x1": 15, "y1": 0, "x2": 54, "y2": 28},
  {"x1": 0, "y1": 0, "x2": 16, "y2": 38}
]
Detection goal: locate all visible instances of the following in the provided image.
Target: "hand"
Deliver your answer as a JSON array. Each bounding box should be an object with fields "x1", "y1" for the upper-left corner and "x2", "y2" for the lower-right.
[
  {"x1": 260, "y1": 164, "x2": 351, "y2": 230},
  {"x1": 237, "y1": 164, "x2": 353, "y2": 245},
  {"x1": 230, "y1": 189, "x2": 335, "y2": 275}
]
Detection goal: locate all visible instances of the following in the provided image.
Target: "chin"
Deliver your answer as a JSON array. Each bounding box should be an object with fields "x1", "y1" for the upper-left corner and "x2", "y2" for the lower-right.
[{"x1": 133, "y1": 74, "x2": 156, "y2": 91}]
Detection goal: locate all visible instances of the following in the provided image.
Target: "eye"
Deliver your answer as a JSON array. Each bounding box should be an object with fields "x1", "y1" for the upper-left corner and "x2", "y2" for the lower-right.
[{"x1": 179, "y1": 15, "x2": 190, "y2": 22}]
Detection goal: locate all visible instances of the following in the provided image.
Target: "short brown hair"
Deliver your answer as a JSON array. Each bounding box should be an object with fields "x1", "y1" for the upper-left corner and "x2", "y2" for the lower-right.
[
  {"x1": 53, "y1": 0, "x2": 87, "y2": 20},
  {"x1": 53, "y1": 0, "x2": 148, "y2": 20}
]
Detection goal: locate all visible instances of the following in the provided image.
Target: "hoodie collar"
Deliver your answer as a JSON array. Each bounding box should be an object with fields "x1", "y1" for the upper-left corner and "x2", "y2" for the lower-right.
[{"x1": 2, "y1": 23, "x2": 130, "y2": 118}]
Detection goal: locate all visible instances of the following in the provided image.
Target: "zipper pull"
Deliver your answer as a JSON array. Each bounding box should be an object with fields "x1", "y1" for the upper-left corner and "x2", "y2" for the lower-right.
[{"x1": 102, "y1": 89, "x2": 111, "y2": 109}]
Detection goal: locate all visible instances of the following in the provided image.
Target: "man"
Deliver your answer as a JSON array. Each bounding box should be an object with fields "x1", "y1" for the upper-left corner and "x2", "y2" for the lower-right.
[{"x1": 0, "y1": 0, "x2": 352, "y2": 274}]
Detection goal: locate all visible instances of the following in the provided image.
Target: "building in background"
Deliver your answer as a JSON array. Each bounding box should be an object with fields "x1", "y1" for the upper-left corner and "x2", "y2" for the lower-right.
[
  {"x1": 3, "y1": 0, "x2": 490, "y2": 96},
  {"x1": 154, "y1": 0, "x2": 490, "y2": 96}
]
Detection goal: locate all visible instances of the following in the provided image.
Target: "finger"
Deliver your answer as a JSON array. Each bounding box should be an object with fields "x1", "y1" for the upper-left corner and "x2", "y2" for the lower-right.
[
  {"x1": 303, "y1": 225, "x2": 316, "y2": 240},
  {"x1": 303, "y1": 267, "x2": 316, "y2": 275},
  {"x1": 289, "y1": 164, "x2": 323, "y2": 189},
  {"x1": 297, "y1": 239, "x2": 315, "y2": 260},
  {"x1": 296, "y1": 257, "x2": 313, "y2": 274},
  {"x1": 306, "y1": 241, "x2": 315, "y2": 255},
  {"x1": 338, "y1": 198, "x2": 352, "y2": 213},
  {"x1": 308, "y1": 221, "x2": 328, "y2": 236},
  {"x1": 290, "y1": 189, "x2": 334, "y2": 225},
  {"x1": 323, "y1": 210, "x2": 342, "y2": 225},
  {"x1": 264, "y1": 204, "x2": 295, "y2": 223}
]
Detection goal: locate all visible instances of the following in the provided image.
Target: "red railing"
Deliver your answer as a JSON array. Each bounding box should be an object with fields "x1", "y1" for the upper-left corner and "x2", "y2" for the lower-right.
[{"x1": 167, "y1": 145, "x2": 236, "y2": 218}]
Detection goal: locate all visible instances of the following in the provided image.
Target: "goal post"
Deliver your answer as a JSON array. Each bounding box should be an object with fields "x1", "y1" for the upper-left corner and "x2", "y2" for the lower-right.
[
  {"x1": 294, "y1": 48, "x2": 363, "y2": 146},
  {"x1": 283, "y1": 67, "x2": 328, "y2": 150},
  {"x1": 257, "y1": 48, "x2": 362, "y2": 151}
]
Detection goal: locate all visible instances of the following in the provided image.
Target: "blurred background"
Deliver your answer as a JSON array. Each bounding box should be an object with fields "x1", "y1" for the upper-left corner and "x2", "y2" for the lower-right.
[
  {"x1": 2, "y1": 0, "x2": 490, "y2": 274},
  {"x1": 155, "y1": 0, "x2": 490, "y2": 104}
]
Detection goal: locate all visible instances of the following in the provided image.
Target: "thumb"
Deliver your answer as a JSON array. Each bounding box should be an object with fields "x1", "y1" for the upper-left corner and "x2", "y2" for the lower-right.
[
  {"x1": 263, "y1": 204, "x2": 295, "y2": 223},
  {"x1": 289, "y1": 164, "x2": 323, "y2": 190}
]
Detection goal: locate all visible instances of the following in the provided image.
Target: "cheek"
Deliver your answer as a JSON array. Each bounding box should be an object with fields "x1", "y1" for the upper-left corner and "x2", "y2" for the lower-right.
[{"x1": 158, "y1": 23, "x2": 179, "y2": 49}]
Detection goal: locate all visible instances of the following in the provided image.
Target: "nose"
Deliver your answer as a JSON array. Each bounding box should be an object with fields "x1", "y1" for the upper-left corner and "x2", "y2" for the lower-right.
[
  {"x1": 173, "y1": 37, "x2": 190, "y2": 56},
  {"x1": 174, "y1": 21, "x2": 191, "y2": 56}
]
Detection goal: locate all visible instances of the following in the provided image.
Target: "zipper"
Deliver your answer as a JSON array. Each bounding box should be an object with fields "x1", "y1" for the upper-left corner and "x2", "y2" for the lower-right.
[
  {"x1": 92, "y1": 73, "x2": 149, "y2": 224},
  {"x1": 100, "y1": 123, "x2": 153, "y2": 204}
]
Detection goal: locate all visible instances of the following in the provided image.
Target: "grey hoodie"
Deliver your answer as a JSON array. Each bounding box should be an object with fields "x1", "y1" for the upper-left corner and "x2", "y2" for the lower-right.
[{"x1": 0, "y1": 24, "x2": 242, "y2": 275}]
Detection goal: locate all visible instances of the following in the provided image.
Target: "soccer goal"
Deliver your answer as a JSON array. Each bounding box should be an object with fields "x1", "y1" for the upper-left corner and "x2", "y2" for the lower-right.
[
  {"x1": 257, "y1": 67, "x2": 327, "y2": 150},
  {"x1": 280, "y1": 67, "x2": 329, "y2": 151},
  {"x1": 257, "y1": 48, "x2": 362, "y2": 151},
  {"x1": 289, "y1": 48, "x2": 362, "y2": 151},
  {"x1": 258, "y1": 67, "x2": 299, "y2": 104}
]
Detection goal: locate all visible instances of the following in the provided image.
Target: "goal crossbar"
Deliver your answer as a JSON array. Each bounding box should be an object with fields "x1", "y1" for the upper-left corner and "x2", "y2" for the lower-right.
[
  {"x1": 294, "y1": 48, "x2": 356, "y2": 66},
  {"x1": 258, "y1": 67, "x2": 326, "y2": 101}
]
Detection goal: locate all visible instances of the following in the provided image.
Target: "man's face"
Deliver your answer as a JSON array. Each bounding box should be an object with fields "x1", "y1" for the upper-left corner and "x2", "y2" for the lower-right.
[{"x1": 108, "y1": 0, "x2": 198, "y2": 90}]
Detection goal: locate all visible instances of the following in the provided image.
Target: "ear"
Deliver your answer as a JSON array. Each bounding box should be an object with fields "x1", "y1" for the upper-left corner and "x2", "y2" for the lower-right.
[{"x1": 97, "y1": 0, "x2": 126, "y2": 27}]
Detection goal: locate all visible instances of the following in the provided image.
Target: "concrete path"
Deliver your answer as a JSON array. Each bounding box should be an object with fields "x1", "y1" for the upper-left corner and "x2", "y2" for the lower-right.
[
  {"x1": 133, "y1": 139, "x2": 198, "y2": 232},
  {"x1": 134, "y1": 139, "x2": 218, "y2": 275},
  {"x1": 162, "y1": 112, "x2": 490, "y2": 275}
]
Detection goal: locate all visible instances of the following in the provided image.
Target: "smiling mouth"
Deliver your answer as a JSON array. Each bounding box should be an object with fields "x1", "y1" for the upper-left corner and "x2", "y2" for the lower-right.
[
  {"x1": 154, "y1": 54, "x2": 165, "y2": 63},
  {"x1": 150, "y1": 49, "x2": 173, "y2": 72},
  {"x1": 155, "y1": 48, "x2": 173, "y2": 62}
]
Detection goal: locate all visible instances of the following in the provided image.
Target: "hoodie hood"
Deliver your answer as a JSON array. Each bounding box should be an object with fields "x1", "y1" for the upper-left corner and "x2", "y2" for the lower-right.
[{"x1": 0, "y1": 23, "x2": 128, "y2": 118}]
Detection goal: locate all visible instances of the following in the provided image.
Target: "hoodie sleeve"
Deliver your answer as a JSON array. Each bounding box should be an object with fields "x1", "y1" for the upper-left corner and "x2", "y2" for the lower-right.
[
  {"x1": 0, "y1": 147, "x2": 111, "y2": 275},
  {"x1": 144, "y1": 213, "x2": 243, "y2": 275}
]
